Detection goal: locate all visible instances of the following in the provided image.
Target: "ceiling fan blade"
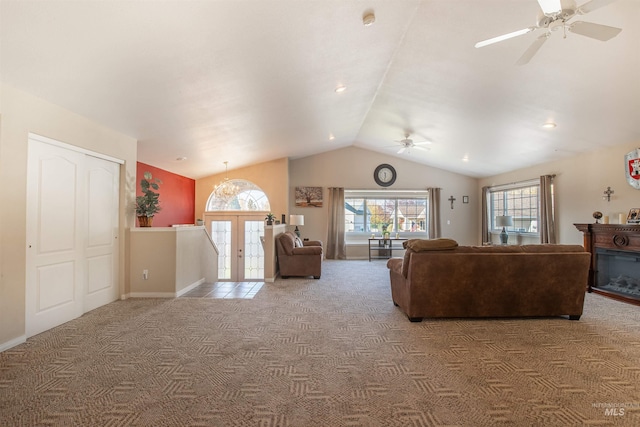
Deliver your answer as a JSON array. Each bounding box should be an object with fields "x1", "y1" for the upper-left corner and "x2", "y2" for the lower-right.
[
  {"x1": 578, "y1": 0, "x2": 619, "y2": 14},
  {"x1": 413, "y1": 145, "x2": 430, "y2": 152},
  {"x1": 537, "y1": 0, "x2": 562, "y2": 15},
  {"x1": 516, "y1": 33, "x2": 549, "y2": 65},
  {"x1": 413, "y1": 141, "x2": 432, "y2": 146},
  {"x1": 569, "y1": 21, "x2": 622, "y2": 41},
  {"x1": 397, "y1": 147, "x2": 406, "y2": 154},
  {"x1": 475, "y1": 27, "x2": 535, "y2": 48}
]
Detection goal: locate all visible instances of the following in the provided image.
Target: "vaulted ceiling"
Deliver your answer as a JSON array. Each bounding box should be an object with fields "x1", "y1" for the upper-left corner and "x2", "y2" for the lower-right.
[{"x1": 2, "y1": 0, "x2": 639, "y2": 178}]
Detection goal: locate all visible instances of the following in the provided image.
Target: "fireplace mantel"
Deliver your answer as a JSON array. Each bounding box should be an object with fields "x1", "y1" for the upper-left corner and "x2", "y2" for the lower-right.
[{"x1": 574, "y1": 223, "x2": 640, "y2": 305}]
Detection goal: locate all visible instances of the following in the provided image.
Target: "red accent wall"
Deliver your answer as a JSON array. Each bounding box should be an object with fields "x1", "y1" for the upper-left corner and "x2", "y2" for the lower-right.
[{"x1": 136, "y1": 162, "x2": 195, "y2": 227}]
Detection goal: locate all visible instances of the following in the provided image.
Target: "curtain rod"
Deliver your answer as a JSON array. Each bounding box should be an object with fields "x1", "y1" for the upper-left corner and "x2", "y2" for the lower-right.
[
  {"x1": 345, "y1": 189, "x2": 430, "y2": 193},
  {"x1": 495, "y1": 174, "x2": 556, "y2": 187},
  {"x1": 488, "y1": 175, "x2": 556, "y2": 191}
]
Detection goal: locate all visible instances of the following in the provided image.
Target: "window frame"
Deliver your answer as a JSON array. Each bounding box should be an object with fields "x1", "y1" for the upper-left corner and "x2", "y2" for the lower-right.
[
  {"x1": 344, "y1": 190, "x2": 430, "y2": 241},
  {"x1": 487, "y1": 179, "x2": 540, "y2": 236}
]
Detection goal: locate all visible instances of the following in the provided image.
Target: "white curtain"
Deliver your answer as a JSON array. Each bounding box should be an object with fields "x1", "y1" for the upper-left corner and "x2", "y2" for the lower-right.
[
  {"x1": 326, "y1": 187, "x2": 346, "y2": 259},
  {"x1": 540, "y1": 175, "x2": 556, "y2": 244},
  {"x1": 427, "y1": 187, "x2": 441, "y2": 239}
]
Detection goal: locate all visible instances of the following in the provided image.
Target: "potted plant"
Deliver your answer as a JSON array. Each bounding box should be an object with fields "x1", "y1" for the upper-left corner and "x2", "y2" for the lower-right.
[
  {"x1": 382, "y1": 223, "x2": 390, "y2": 240},
  {"x1": 135, "y1": 172, "x2": 162, "y2": 227},
  {"x1": 265, "y1": 213, "x2": 276, "y2": 225}
]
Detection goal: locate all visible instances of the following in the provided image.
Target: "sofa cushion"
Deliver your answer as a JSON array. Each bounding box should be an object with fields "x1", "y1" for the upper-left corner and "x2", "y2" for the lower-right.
[
  {"x1": 278, "y1": 232, "x2": 296, "y2": 255},
  {"x1": 453, "y1": 245, "x2": 524, "y2": 253},
  {"x1": 521, "y1": 244, "x2": 585, "y2": 253},
  {"x1": 294, "y1": 236, "x2": 304, "y2": 247},
  {"x1": 399, "y1": 238, "x2": 458, "y2": 278},
  {"x1": 403, "y1": 238, "x2": 458, "y2": 251}
]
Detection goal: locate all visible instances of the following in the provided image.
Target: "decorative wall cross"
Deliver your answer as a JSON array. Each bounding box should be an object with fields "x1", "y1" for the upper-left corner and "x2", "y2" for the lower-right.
[{"x1": 448, "y1": 195, "x2": 456, "y2": 209}]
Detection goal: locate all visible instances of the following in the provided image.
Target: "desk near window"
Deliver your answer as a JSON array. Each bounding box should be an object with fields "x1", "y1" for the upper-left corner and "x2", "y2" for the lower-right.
[{"x1": 368, "y1": 237, "x2": 407, "y2": 261}]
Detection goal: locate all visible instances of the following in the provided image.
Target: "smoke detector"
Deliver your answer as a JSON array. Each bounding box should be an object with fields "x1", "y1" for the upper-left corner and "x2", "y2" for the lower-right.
[{"x1": 363, "y1": 12, "x2": 375, "y2": 26}]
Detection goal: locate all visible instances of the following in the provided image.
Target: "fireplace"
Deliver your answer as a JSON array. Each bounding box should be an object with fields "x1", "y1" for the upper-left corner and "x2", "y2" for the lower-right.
[
  {"x1": 595, "y1": 248, "x2": 640, "y2": 300},
  {"x1": 575, "y1": 223, "x2": 640, "y2": 305}
]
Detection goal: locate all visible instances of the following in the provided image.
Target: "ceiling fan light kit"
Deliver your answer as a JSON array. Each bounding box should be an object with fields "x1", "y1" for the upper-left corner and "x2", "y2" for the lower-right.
[
  {"x1": 475, "y1": 0, "x2": 622, "y2": 65},
  {"x1": 392, "y1": 133, "x2": 431, "y2": 155}
]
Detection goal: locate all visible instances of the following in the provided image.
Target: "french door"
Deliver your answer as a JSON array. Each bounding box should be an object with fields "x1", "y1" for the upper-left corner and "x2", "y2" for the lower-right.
[{"x1": 204, "y1": 213, "x2": 265, "y2": 281}]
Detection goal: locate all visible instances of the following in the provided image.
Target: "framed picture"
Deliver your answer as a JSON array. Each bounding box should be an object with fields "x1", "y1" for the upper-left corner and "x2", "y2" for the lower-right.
[
  {"x1": 463, "y1": 196, "x2": 469, "y2": 204},
  {"x1": 295, "y1": 186, "x2": 323, "y2": 207},
  {"x1": 627, "y1": 208, "x2": 640, "y2": 224}
]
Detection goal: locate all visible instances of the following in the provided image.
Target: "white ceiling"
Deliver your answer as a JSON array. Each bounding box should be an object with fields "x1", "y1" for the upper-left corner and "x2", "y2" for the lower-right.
[{"x1": 2, "y1": 0, "x2": 639, "y2": 179}]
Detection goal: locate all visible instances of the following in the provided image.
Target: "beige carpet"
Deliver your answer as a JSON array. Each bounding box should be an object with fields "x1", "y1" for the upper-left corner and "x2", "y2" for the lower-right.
[{"x1": 1, "y1": 260, "x2": 640, "y2": 426}]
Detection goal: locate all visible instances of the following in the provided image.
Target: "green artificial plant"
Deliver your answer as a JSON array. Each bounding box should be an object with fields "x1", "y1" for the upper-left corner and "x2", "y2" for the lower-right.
[{"x1": 135, "y1": 172, "x2": 162, "y2": 218}]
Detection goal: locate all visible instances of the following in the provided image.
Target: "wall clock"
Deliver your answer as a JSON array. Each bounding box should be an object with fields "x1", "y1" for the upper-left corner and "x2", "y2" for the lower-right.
[{"x1": 374, "y1": 163, "x2": 397, "y2": 187}]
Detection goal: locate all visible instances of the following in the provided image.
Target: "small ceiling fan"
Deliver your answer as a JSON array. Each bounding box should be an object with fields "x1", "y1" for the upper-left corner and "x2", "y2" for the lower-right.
[
  {"x1": 474, "y1": 0, "x2": 622, "y2": 65},
  {"x1": 392, "y1": 133, "x2": 432, "y2": 154}
]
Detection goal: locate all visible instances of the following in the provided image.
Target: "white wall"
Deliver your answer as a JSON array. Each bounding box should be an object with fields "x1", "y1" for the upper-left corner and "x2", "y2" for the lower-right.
[
  {"x1": 289, "y1": 146, "x2": 479, "y2": 248},
  {"x1": 0, "y1": 84, "x2": 137, "y2": 349},
  {"x1": 478, "y1": 140, "x2": 640, "y2": 245}
]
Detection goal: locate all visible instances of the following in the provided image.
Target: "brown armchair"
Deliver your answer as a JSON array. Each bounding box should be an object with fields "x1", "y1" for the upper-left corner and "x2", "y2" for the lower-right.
[{"x1": 276, "y1": 231, "x2": 323, "y2": 279}]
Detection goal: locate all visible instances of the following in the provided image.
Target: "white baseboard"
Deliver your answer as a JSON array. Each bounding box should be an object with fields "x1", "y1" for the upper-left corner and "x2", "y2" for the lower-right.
[
  {"x1": 0, "y1": 335, "x2": 27, "y2": 353},
  {"x1": 176, "y1": 278, "x2": 205, "y2": 297},
  {"x1": 129, "y1": 292, "x2": 176, "y2": 298}
]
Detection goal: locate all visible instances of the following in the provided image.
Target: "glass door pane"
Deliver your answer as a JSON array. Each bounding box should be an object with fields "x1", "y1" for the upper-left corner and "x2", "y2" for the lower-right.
[
  {"x1": 210, "y1": 219, "x2": 234, "y2": 280},
  {"x1": 242, "y1": 218, "x2": 264, "y2": 280}
]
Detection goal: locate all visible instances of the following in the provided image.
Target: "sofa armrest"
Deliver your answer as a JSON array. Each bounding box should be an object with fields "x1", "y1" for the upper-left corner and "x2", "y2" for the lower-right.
[
  {"x1": 304, "y1": 240, "x2": 323, "y2": 248},
  {"x1": 291, "y1": 246, "x2": 323, "y2": 256},
  {"x1": 387, "y1": 258, "x2": 403, "y2": 276}
]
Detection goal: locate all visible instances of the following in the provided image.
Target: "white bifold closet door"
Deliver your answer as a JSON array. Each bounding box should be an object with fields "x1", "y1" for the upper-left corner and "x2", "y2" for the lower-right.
[{"x1": 26, "y1": 135, "x2": 120, "y2": 337}]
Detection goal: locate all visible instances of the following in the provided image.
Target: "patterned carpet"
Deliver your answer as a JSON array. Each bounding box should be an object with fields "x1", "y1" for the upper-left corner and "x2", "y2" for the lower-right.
[{"x1": 1, "y1": 259, "x2": 640, "y2": 426}]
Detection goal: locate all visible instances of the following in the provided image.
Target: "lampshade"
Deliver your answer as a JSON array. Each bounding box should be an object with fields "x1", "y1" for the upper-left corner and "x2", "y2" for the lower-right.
[
  {"x1": 289, "y1": 215, "x2": 304, "y2": 226},
  {"x1": 495, "y1": 216, "x2": 514, "y2": 227}
]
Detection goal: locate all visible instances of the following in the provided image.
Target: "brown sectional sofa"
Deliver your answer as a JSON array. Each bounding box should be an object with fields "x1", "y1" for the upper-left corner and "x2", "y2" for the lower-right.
[{"x1": 387, "y1": 239, "x2": 591, "y2": 322}]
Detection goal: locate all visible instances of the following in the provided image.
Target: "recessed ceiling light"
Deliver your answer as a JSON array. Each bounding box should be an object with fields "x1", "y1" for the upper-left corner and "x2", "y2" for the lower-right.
[
  {"x1": 462, "y1": 156, "x2": 469, "y2": 162},
  {"x1": 329, "y1": 133, "x2": 335, "y2": 141},
  {"x1": 176, "y1": 156, "x2": 187, "y2": 161},
  {"x1": 542, "y1": 122, "x2": 557, "y2": 129},
  {"x1": 334, "y1": 85, "x2": 346, "y2": 93}
]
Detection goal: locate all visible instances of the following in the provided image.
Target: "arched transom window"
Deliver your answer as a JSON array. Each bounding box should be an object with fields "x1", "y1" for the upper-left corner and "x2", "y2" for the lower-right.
[{"x1": 206, "y1": 179, "x2": 271, "y2": 211}]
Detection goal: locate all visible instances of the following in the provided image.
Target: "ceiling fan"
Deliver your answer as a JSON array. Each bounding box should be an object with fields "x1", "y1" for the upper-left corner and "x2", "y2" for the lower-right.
[
  {"x1": 474, "y1": 0, "x2": 622, "y2": 65},
  {"x1": 392, "y1": 133, "x2": 432, "y2": 155}
]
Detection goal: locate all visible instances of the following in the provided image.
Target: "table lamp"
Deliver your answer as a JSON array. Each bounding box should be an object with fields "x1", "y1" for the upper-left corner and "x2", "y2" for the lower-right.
[
  {"x1": 495, "y1": 215, "x2": 513, "y2": 245},
  {"x1": 289, "y1": 214, "x2": 304, "y2": 237}
]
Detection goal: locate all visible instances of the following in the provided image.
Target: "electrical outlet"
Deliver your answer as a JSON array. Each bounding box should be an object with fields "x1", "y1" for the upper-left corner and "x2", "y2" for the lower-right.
[{"x1": 143, "y1": 269, "x2": 149, "y2": 280}]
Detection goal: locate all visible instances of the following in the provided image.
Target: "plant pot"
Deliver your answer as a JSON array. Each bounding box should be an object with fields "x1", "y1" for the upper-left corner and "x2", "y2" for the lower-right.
[
  {"x1": 266, "y1": 220, "x2": 273, "y2": 225},
  {"x1": 138, "y1": 216, "x2": 153, "y2": 227}
]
